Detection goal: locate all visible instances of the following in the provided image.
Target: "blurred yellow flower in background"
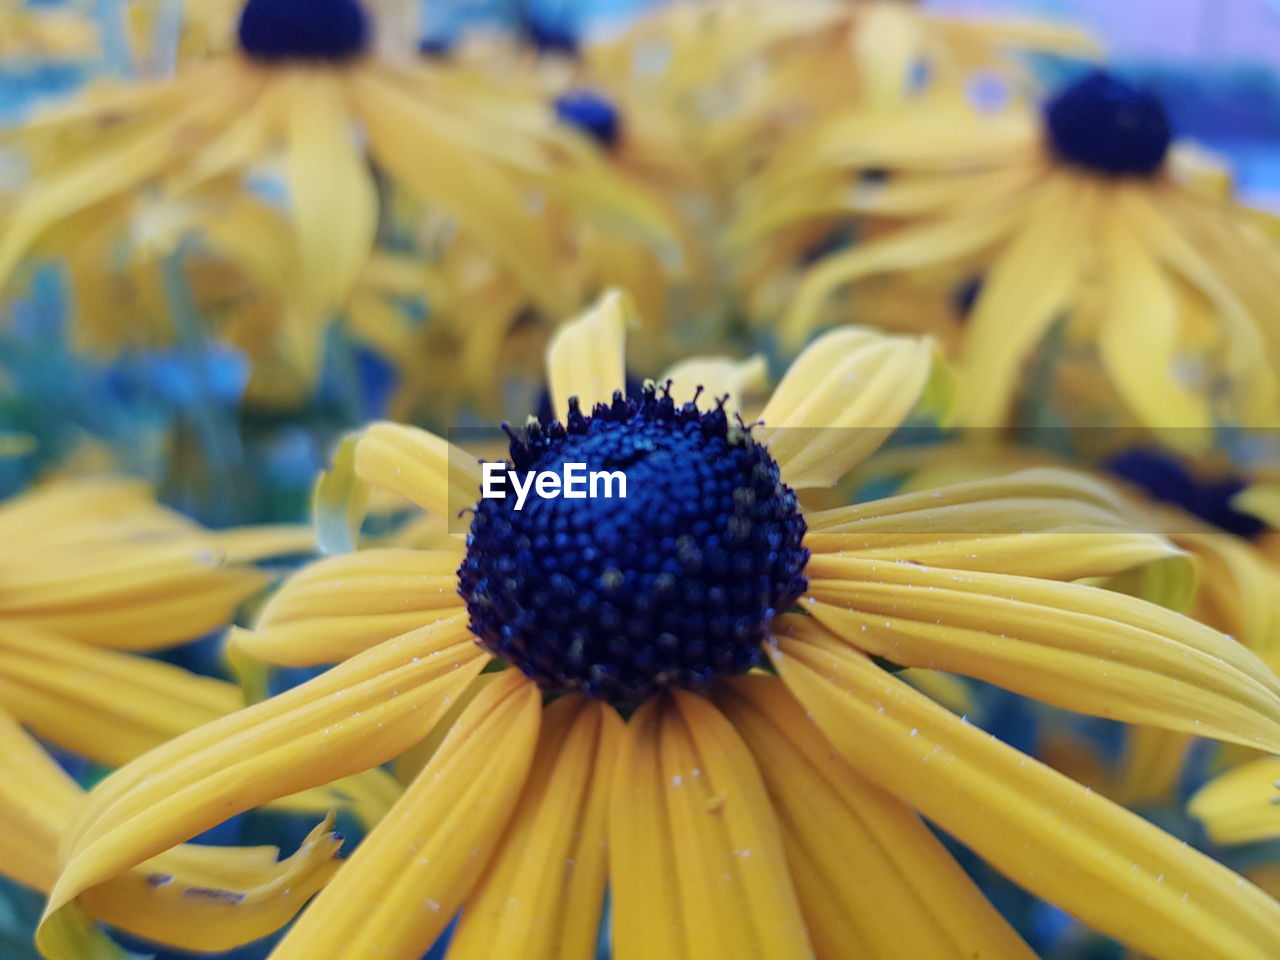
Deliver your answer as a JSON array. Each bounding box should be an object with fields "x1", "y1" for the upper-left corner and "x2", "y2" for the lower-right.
[
  {"x1": 0, "y1": 0, "x2": 685, "y2": 401},
  {"x1": 595, "y1": 0, "x2": 1095, "y2": 185},
  {"x1": 736, "y1": 70, "x2": 1280, "y2": 439}
]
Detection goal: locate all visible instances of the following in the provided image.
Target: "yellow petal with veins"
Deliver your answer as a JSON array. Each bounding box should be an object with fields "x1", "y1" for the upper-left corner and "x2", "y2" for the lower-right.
[
  {"x1": 804, "y1": 555, "x2": 1280, "y2": 751},
  {"x1": 0, "y1": 624, "x2": 240, "y2": 767},
  {"x1": 0, "y1": 713, "x2": 339, "y2": 958},
  {"x1": 41, "y1": 618, "x2": 488, "y2": 939},
  {"x1": 771, "y1": 615, "x2": 1280, "y2": 960},
  {"x1": 354, "y1": 422, "x2": 483, "y2": 522},
  {"x1": 757, "y1": 327, "x2": 934, "y2": 489},
  {"x1": 271, "y1": 669, "x2": 541, "y2": 959},
  {"x1": 659, "y1": 355, "x2": 768, "y2": 418},
  {"x1": 241, "y1": 547, "x2": 465, "y2": 666},
  {"x1": 952, "y1": 175, "x2": 1095, "y2": 426},
  {"x1": 449, "y1": 695, "x2": 620, "y2": 960},
  {"x1": 715, "y1": 676, "x2": 1036, "y2": 960},
  {"x1": 610, "y1": 691, "x2": 811, "y2": 960},
  {"x1": 805, "y1": 467, "x2": 1192, "y2": 584},
  {"x1": 285, "y1": 70, "x2": 378, "y2": 317},
  {"x1": 1189, "y1": 756, "x2": 1280, "y2": 844},
  {"x1": 547, "y1": 289, "x2": 633, "y2": 419}
]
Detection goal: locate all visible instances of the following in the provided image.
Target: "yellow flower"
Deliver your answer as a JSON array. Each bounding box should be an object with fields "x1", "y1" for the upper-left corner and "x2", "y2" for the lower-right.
[
  {"x1": 594, "y1": 0, "x2": 1095, "y2": 184},
  {"x1": 736, "y1": 70, "x2": 1280, "y2": 436},
  {"x1": 0, "y1": 477, "x2": 359, "y2": 955},
  {"x1": 0, "y1": 0, "x2": 678, "y2": 356},
  {"x1": 38, "y1": 292, "x2": 1280, "y2": 959}
]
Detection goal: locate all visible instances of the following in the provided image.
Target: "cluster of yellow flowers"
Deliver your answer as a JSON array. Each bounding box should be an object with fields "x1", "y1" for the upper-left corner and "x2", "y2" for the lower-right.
[{"x1": 2, "y1": 1, "x2": 1280, "y2": 959}]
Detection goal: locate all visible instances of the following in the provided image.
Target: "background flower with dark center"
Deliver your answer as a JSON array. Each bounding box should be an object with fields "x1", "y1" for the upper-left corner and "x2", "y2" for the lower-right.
[
  {"x1": 0, "y1": 0, "x2": 680, "y2": 389},
  {"x1": 734, "y1": 68, "x2": 1280, "y2": 440},
  {"x1": 35, "y1": 292, "x2": 1280, "y2": 960},
  {"x1": 592, "y1": 0, "x2": 1096, "y2": 187}
]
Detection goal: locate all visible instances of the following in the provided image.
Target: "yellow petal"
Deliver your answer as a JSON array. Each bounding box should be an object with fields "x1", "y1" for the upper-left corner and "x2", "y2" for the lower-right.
[
  {"x1": 43, "y1": 618, "x2": 488, "y2": 929},
  {"x1": 715, "y1": 676, "x2": 1036, "y2": 960},
  {"x1": 1178, "y1": 530, "x2": 1280, "y2": 652},
  {"x1": 211, "y1": 525, "x2": 315, "y2": 563},
  {"x1": 546, "y1": 289, "x2": 632, "y2": 419},
  {"x1": 770, "y1": 615, "x2": 1280, "y2": 960},
  {"x1": 241, "y1": 547, "x2": 465, "y2": 666},
  {"x1": 394, "y1": 671, "x2": 497, "y2": 785},
  {"x1": 1234, "y1": 484, "x2": 1280, "y2": 530},
  {"x1": 756, "y1": 327, "x2": 935, "y2": 488},
  {"x1": 1188, "y1": 756, "x2": 1280, "y2": 844},
  {"x1": 448, "y1": 695, "x2": 620, "y2": 960},
  {"x1": 0, "y1": 708, "x2": 80, "y2": 891},
  {"x1": 0, "y1": 480, "x2": 274, "y2": 649},
  {"x1": 952, "y1": 175, "x2": 1095, "y2": 426},
  {"x1": 1112, "y1": 726, "x2": 1193, "y2": 806},
  {"x1": 610, "y1": 691, "x2": 812, "y2": 960},
  {"x1": 272, "y1": 669, "x2": 542, "y2": 960},
  {"x1": 0, "y1": 624, "x2": 240, "y2": 767},
  {"x1": 313, "y1": 433, "x2": 371, "y2": 555},
  {"x1": 352, "y1": 66, "x2": 572, "y2": 316},
  {"x1": 803, "y1": 555, "x2": 1280, "y2": 751},
  {"x1": 535, "y1": 138, "x2": 682, "y2": 252},
  {"x1": 71, "y1": 817, "x2": 342, "y2": 957},
  {"x1": 854, "y1": 2, "x2": 926, "y2": 109},
  {"x1": 354, "y1": 422, "x2": 483, "y2": 522},
  {"x1": 805, "y1": 466, "x2": 1192, "y2": 583},
  {"x1": 658, "y1": 354, "x2": 768, "y2": 417},
  {"x1": 171, "y1": 73, "x2": 288, "y2": 192},
  {"x1": 1122, "y1": 186, "x2": 1278, "y2": 423},
  {"x1": 902, "y1": 668, "x2": 975, "y2": 716},
  {"x1": 732, "y1": 172, "x2": 976, "y2": 251},
  {"x1": 285, "y1": 70, "x2": 378, "y2": 316},
  {"x1": 266, "y1": 766, "x2": 403, "y2": 833},
  {"x1": 1096, "y1": 190, "x2": 1210, "y2": 433},
  {"x1": 951, "y1": 16, "x2": 1101, "y2": 56},
  {"x1": 0, "y1": 712, "x2": 341, "y2": 957},
  {"x1": 779, "y1": 200, "x2": 1020, "y2": 349}
]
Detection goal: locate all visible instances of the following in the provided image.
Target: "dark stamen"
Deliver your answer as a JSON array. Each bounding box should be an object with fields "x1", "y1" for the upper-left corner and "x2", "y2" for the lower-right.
[
  {"x1": 1107, "y1": 447, "x2": 1264, "y2": 539},
  {"x1": 238, "y1": 0, "x2": 370, "y2": 63},
  {"x1": 1044, "y1": 70, "x2": 1172, "y2": 178},
  {"x1": 554, "y1": 90, "x2": 622, "y2": 150},
  {"x1": 459, "y1": 384, "x2": 809, "y2": 703}
]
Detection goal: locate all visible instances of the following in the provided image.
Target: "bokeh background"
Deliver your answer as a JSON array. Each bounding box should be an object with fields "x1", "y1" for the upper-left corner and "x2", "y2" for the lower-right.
[{"x1": 2, "y1": 2, "x2": 1279, "y2": 959}]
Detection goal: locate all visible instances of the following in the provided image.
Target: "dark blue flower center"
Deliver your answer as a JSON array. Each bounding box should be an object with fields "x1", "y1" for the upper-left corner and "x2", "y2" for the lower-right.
[
  {"x1": 554, "y1": 90, "x2": 622, "y2": 150},
  {"x1": 1044, "y1": 71, "x2": 1172, "y2": 177},
  {"x1": 459, "y1": 385, "x2": 809, "y2": 703},
  {"x1": 418, "y1": 37, "x2": 454, "y2": 60},
  {"x1": 1107, "y1": 447, "x2": 1264, "y2": 539},
  {"x1": 523, "y1": 17, "x2": 579, "y2": 57},
  {"x1": 238, "y1": 0, "x2": 370, "y2": 63}
]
